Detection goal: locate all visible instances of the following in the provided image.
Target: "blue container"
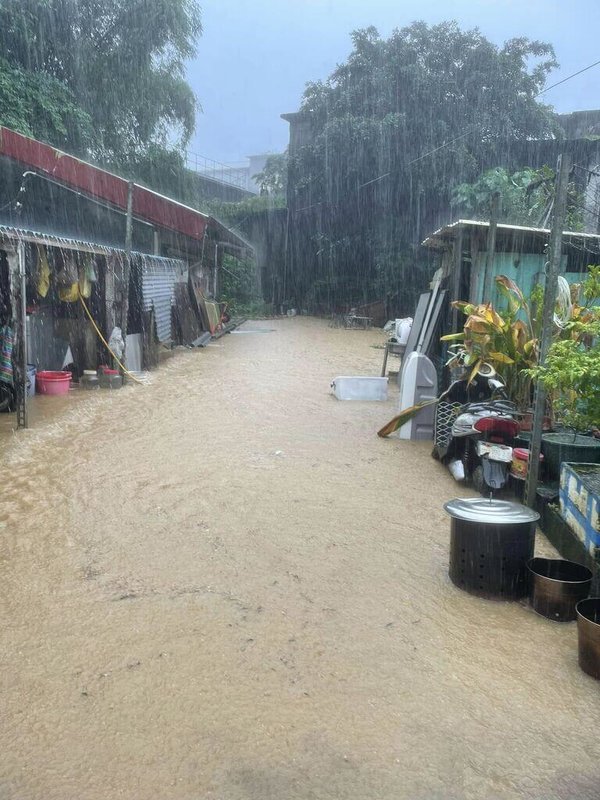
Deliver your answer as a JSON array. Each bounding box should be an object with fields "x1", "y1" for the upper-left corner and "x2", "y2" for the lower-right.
[
  {"x1": 560, "y1": 462, "x2": 600, "y2": 559},
  {"x1": 26, "y1": 364, "x2": 36, "y2": 398}
]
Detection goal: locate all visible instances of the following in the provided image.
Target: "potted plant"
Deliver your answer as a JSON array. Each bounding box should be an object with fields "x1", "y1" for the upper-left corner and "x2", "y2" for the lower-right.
[
  {"x1": 441, "y1": 276, "x2": 543, "y2": 418},
  {"x1": 528, "y1": 266, "x2": 600, "y2": 476}
]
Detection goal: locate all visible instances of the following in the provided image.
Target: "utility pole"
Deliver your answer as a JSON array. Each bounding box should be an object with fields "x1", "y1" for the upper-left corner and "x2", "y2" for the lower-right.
[
  {"x1": 119, "y1": 180, "x2": 135, "y2": 371},
  {"x1": 482, "y1": 191, "x2": 501, "y2": 303},
  {"x1": 524, "y1": 153, "x2": 572, "y2": 508}
]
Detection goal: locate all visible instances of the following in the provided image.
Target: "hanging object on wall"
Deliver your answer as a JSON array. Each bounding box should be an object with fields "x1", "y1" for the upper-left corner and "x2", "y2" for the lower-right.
[
  {"x1": 0, "y1": 324, "x2": 14, "y2": 385},
  {"x1": 78, "y1": 270, "x2": 92, "y2": 299},
  {"x1": 35, "y1": 246, "x2": 50, "y2": 298},
  {"x1": 59, "y1": 282, "x2": 80, "y2": 303},
  {"x1": 55, "y1": 250, "x2": 78, "y2": 287}
]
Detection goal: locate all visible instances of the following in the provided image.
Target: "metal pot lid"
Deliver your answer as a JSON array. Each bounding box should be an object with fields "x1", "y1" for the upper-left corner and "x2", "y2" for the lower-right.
[{"x1": 444, "y1": 497, "x2": 540, "y2": 524}]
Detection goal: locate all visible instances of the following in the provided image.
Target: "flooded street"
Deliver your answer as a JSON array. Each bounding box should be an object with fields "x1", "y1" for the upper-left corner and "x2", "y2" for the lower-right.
[{"x1": 1, "y1": 317, "x2": 599, "y2": 799}]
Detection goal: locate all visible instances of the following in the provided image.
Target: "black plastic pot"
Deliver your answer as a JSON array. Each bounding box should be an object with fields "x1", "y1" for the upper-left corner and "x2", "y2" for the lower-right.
[
  {"x1": 444, "y1": 498, "x2": 539, "y2": 600},
  {"x1": 576, "y1": 598, "x2": 600, "y2": 680},
  {"x1": 527, "y1": 557, "x2": 592, "y2": 621},
  {"x1": 542, "y1": 433, "x2": 600, "y2": 480}
]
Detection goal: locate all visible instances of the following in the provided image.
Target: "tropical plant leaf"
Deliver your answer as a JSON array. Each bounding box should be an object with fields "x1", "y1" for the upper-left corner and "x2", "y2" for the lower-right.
[
  {"x1": 496, "y1": 275, "x2": 526, "y2": 304},
  {"x1": 468, "y1": 358, "x2": 483, "y2": 384},
  {"x1": 440, "y1": 332, "x2": 466, "y2": 341},
  {"x1": 377, "y1": 399, "x2": 440, "y2": 438},
  {"x1": 451, "y1": 301, "x2": 476, "y2": 315},
  {"x1": 488, "y1": 351, "x2": 515, "y2": 364}
]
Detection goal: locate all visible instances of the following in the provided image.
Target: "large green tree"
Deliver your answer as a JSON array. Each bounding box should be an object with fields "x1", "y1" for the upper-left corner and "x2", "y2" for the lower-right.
[
  {"x1": 0, "y1": 0, "x2": 201, "y2": 161},
  {"x1": 0, "y1": 56, "x2": 95, "y2": 150},
  {"x1": 287, "y1": 22, "x2": 562, "y2": 311},
  {"x1": 452, "y1": 166, "x2": 583, "y2": 230}
]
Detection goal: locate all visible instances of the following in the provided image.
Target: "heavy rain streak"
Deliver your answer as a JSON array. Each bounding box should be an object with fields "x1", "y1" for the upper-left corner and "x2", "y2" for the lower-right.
[{"x1": 1, "y1": 1, "x2": 600, "y2": 798}]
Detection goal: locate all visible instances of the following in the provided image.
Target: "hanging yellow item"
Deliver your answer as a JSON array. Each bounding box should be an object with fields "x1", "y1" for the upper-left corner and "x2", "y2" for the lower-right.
[
  {"x1": 59, "y1": 282, "x2": 80, "y2": 303},
  {"x1": 78, "y1": 270, "x2": 92, "y2": 299},
  {"x1": 35, "y1": 246, "x2": 50, "y2": 298}
]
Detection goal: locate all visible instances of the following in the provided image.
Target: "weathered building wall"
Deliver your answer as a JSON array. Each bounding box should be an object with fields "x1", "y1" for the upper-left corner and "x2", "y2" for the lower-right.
[{"x1": 238, "y1": 208, "x2": 288, "y2": 307}]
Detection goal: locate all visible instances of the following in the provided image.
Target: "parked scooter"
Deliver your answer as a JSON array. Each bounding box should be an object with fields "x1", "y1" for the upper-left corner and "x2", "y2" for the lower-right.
[
  {"x1": 449, "y1": 399, "x2": 520, "y2": 493},
  {"x1": 432, "y1": 370, "x2": 520, "y2": 494}
]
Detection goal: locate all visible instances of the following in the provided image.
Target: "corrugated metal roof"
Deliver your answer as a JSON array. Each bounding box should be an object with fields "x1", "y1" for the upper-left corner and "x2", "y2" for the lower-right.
[
  {"x1": 0, "y1": 224, "x2": 129, "y2": 255},
  {"x1": 141, "y1": 256, "x2": 185, "y2": 343},
  {"x1": 422, "y1": 219, "x2": 600, "y2": 251},
  {"x1": 0, "y1": 126, "x2": 209, "y2": 240}
]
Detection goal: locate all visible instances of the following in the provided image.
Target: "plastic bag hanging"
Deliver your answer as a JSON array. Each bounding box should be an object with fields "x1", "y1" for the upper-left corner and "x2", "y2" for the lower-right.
[
  {"x1": 84, "y1": 255, "x2": 98, "y2": 283},
  {"x1": 35, "y1": 245, "x2": 51, "y2": 298},
  {"x1": 78, "y1": 266, "x2": 92, "y2": 299}
]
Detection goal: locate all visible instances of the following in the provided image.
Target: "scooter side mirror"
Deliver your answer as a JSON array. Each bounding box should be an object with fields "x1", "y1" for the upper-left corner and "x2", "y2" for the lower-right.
[{"x1": 487, "y1": 378, "x2": 508, "y2": 398}]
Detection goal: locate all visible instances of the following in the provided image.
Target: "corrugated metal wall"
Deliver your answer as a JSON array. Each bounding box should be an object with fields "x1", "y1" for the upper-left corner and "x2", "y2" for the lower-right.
[{"x1": 141, "y1": 256, "x2": 185, "y2": 342}]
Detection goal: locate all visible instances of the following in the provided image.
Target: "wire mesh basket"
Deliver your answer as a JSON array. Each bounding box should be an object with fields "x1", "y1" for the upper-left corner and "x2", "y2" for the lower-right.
[{"x1": 434, "y1": 401, "x2": 463, "y2": 451}]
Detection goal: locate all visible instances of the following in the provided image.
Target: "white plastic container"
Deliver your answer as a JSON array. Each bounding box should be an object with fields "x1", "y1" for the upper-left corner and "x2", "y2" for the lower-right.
[{"x1": 331, "y1": 376, "x2": 388, "y2": 401}]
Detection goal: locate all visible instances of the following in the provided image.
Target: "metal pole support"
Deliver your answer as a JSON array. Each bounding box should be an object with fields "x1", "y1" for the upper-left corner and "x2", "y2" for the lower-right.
[
  {"x1": 524, "y1": 153, "x2": 572, "y2": 508},
  {"x1": 16, "y1": 240, "x2": 28, "y2": 429}
]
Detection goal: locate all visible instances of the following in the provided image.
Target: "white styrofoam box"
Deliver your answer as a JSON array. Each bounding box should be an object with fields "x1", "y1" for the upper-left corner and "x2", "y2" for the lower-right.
[{"x1": 331, "y1": 376, "x2": 388, "y2": 401}]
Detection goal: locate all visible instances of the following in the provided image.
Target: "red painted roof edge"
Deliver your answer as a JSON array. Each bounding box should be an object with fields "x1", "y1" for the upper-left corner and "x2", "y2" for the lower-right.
[{"x1": 0, "y1": 126, "x2": 209, "y2": 241}]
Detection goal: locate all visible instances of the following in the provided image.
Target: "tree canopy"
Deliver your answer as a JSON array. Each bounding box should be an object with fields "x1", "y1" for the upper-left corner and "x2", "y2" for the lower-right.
[
  {"x1": 253, "y1": 153, "x2": 288, "y2": 197},
  {"x1": 0, "y1": 0, "x2": 201, "y2": 161},
  {"x1": 452, "y1": 166, "x2": 583, "y2": 230},
  {"x1": 287, "y1": 22, "x2": 563, "y2": 311}
]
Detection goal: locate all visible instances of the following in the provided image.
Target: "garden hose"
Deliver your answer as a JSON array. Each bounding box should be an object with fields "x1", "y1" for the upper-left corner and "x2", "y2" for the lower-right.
[{"x1": 79, "y1": 295, "x2": 144, "y2": 386}]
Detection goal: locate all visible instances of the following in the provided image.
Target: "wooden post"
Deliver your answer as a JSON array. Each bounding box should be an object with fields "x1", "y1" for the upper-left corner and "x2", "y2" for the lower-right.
[
  {"x1": 125, "y1": 181, "x2": 134, "y2": 254},
  {"x1": 482, "y1": 191, "x2": 501, "y2": 303},
  {"x1": 450, "y1": 225, "x2": 464, "y2": 333},
  {"x1": 525, "y1": 153, "x2": 572, "y2": 508},
  {"x1": 468, "y1": 233, "x2": 481, "y2": 303},
  {"x1": 214, "y1": 243, "x2": 219, "y2": 298},
  {"x1": 120, "y1": 181, "x2": 134, "y2": 370}
]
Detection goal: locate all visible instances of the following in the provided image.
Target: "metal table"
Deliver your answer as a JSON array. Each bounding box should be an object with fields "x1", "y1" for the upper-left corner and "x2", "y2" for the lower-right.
[{"x1": 381, "y1": 341, "x2": 406, "y2": 377}]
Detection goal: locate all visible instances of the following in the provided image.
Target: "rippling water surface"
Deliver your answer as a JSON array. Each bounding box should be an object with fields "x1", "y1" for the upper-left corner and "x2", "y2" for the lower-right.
[{"x1": 1, "y1": 319, "x2": 598, "y2": 799}]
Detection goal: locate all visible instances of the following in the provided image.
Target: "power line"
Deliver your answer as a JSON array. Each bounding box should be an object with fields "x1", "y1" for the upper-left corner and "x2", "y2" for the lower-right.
[
  {"x1": 537, "y1": 59, "x2": 600, "y2": 96},
  {"x1": 574, "y1": 163, "x2": 600, "y2": 179}
]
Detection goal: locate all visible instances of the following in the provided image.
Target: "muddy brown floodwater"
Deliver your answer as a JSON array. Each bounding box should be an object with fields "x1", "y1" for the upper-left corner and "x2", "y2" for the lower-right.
[{"x1": 1, "y1": 317, "x2": 599, "y2": 799}]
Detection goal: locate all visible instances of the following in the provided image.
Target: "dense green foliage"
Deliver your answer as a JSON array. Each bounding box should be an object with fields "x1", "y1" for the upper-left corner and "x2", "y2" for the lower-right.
[
  {"x1": 219, "y1": 254, "x2": 267, "y2": 317},
  {"x1": 0, "y1": 0, "x2": 201, "y2": 161},
  {"x1": 452, "y1": 166, "x2": 583, "y2": 230},
  {"x1": 0, "y1": 55, "x2": 94, "y2": 150},
  {"x1": 532, "y1": 267, "x2": 600, "y2": 431},
  {"x1": 288, "y1": 22, "x2": 562, "y2": 311}
]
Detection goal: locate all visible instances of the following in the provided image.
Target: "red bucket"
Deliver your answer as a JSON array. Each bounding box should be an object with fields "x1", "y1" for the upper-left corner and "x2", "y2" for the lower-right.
[{"x1": 36, "y1": 370, "x2": 72, "y2": 396}]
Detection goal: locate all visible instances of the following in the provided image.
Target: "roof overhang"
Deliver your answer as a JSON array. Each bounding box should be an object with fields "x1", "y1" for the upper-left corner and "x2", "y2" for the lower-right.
[
  {"x1": 0, "y1": 126, "x2": 209, "y2": 241},
  {"x1": 422, "y1": 219, "x2": 600, "y2": 254}
]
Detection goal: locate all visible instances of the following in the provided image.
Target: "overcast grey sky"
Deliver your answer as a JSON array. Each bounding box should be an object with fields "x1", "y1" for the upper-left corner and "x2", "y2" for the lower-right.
[{"x1": 187, "y1": 0, "x2": 600, "y2": 164}]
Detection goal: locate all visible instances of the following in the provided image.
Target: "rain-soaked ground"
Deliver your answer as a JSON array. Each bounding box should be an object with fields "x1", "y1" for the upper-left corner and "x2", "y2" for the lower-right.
[{"x1": 1, "y1": 317, "x2": 599, "y2": 800}]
